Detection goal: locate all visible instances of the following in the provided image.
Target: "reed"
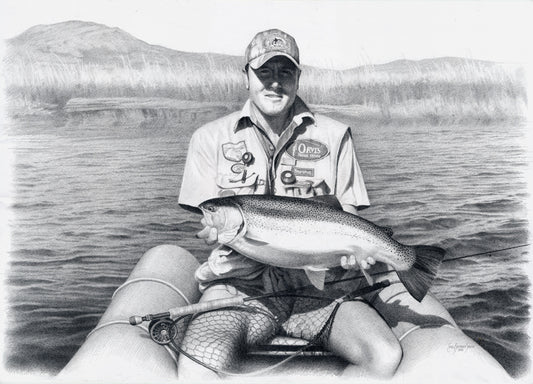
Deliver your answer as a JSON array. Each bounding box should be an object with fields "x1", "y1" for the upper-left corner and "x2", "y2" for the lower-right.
[
  {"x1": 3, "y1": 54, "x2": 526, "y2": 123},
  {"x1": 299, "y1": 61, "x2": 526, "y2": 123}
]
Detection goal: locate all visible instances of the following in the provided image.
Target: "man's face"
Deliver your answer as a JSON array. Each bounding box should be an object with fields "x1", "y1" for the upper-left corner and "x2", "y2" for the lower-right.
[{"x1": 246, "y1": 56, "x2": 300, "y2": 118}]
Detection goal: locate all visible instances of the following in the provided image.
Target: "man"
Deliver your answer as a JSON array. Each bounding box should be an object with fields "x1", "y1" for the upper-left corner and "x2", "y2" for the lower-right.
[
  {"x1": 174, "y1": 28, "x2": 514, "y2": 382},
  {"x1": 177, "y1": 29, "x2": 402, "y2": 379}
]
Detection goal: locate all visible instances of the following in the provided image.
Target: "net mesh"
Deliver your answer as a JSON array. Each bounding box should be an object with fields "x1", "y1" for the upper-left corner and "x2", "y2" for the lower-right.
[{"x1": 175, "y1": 294, "x2": 338, "y2": 373}]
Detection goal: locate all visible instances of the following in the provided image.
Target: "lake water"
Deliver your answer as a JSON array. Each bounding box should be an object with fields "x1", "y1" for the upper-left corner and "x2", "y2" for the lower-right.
[{"x1": 3, "y1": 107, "x2": 531, "y2": 378}]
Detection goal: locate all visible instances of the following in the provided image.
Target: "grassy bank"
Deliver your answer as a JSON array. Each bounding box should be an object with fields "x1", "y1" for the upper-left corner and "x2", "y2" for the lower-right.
[{"x1": 3, "y1": 56, "x2": 527, "y2": 124}]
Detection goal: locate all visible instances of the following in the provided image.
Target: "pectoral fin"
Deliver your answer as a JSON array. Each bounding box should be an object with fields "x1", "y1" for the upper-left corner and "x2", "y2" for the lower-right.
[
  {"x1": 304, "y1": 268, "x2": 327, "y2": 290},
  {"x1": 218, "y1": 226, "x2": 241, "y2": 243}
]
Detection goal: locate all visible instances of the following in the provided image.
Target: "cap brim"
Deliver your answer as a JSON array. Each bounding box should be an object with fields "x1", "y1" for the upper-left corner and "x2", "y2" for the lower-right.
[{"x1": 248, "y1": 52, "x2": 301, "y2": 70}]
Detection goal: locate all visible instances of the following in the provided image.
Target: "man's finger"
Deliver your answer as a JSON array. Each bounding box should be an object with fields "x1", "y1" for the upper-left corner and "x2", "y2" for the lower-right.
[
  {"x1": 348, "y1": 254, "x2": 356, "y2": 266},
  {"x1": 340, "y1": 255, "x2": 348, "y2": 268},
  {"x1": 367, "y1": 256, "x2": 376, "y2": 265}
]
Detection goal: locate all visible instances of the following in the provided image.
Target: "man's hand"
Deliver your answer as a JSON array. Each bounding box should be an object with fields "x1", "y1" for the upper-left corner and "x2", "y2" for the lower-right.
[
  {"x1": 340, "y1": 254, "x2": 376, "y2": 270},
  {"x1": 339, "y1": 206, "x2": 377, "y2": 271},
  {"x1": 340, "y1": 254, "x2": 377, "y2": 286},
  {"x1": 196, "y1": 217, "x2": 219, "y2": 245}
]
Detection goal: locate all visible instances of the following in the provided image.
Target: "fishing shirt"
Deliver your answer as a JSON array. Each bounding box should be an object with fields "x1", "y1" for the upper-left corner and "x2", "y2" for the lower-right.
[{"x1": 179, "y1": 96, "x2": 370, "y2": 291}]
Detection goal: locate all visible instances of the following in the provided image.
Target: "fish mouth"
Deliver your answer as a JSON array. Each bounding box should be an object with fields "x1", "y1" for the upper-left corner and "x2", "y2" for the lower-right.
[
  {"x1": 199, "y1": 203, "x2": 247, "y2": 242},
  {"x1": 199, "y1": 206, "x2": 213, "y2": 224}
]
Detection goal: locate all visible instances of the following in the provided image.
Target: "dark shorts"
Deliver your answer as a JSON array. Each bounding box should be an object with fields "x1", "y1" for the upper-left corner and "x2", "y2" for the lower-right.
[{"x1": 191, "y1": 266, "x2": 366, "y2": 349}]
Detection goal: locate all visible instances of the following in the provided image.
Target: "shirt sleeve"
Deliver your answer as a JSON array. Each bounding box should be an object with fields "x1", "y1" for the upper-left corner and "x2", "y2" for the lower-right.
[
  {"x1": 178, "y1": 129, "x2": 219, "y2": 210},
  {"x1": 335, "y1": 128, "x2": 370, "y2": 210}
]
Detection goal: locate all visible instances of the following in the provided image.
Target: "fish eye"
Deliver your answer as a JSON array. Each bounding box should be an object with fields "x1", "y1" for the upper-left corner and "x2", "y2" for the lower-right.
[{"x1": 206, "y1": 205, "x2": 217, "y2": 212}]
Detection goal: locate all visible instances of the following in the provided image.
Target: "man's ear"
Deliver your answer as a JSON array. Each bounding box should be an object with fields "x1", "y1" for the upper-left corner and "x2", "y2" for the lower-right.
[
  {"x1": 295, "y1": 69, "x2": 301, "y2": 91},
  {"x1": 242, "y1": 67, "x2": 250, "y2": 90}
]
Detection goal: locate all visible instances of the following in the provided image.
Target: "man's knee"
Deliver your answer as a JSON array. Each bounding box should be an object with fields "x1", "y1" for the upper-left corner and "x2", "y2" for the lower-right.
[
  {"x1": 341, "y1": 331, "x2": 402, "y2": 375},
  {"x1": 367, "y1": 336, "x2": 402, "y2": 376},
  {"x1": 329, "y1": 300, "x2": 402, "y2": 377}
]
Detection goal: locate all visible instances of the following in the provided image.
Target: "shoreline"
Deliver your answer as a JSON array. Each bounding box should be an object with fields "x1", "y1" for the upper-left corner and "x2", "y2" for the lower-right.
[{"x1": 4, "y1": 96, "x2": 527, "y2": 126}]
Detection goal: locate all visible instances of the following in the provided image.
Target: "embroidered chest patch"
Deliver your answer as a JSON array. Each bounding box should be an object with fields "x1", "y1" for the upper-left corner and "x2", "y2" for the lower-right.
[
  {"x1": 286, "y1": 139, "x2": 329, "y2": 161},
  {"x1": 222, "y1": 141, "x2": 247, "y2": 162}
]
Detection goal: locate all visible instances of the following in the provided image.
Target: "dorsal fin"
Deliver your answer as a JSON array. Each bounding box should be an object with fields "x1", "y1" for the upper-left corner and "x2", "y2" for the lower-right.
[{"x1": 309, "y1": 195, "x2": 343, "y2": 210}]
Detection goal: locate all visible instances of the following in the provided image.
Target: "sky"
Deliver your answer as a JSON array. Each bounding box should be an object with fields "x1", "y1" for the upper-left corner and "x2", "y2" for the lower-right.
[{"x1": 0, "y1": 0, "x2": 532, "y2": 69}]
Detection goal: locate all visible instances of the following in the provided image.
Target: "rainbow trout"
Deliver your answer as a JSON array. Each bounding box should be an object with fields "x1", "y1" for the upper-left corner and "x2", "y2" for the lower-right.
[{"x1": 199, "y1": 194, "x2": 445, "y2": 301}]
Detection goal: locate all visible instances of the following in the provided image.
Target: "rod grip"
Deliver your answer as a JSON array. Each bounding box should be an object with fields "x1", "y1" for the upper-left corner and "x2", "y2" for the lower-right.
[{"x1": 168, "y1": 296, "x2": 245, "y2": 318}]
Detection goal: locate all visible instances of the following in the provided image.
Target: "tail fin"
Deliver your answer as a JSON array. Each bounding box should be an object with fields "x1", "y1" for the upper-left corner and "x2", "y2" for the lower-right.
[{"x1": 397, "y1": 246, "x2": 445, "y2": 302}]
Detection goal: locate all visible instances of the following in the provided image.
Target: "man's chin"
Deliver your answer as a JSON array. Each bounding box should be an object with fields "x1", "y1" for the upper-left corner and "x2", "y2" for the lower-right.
[{"x1": 262, "y1": 103, "x2": 290, "y2": 116}]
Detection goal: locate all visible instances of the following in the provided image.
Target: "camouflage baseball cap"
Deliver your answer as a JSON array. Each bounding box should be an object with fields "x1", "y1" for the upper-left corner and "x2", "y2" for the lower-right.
[{"x1": 245, "y1": 29, "x2": 301, "y2": 70}]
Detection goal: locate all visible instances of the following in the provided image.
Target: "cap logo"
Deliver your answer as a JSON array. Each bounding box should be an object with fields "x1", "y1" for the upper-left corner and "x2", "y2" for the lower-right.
[{"x1": 270, "y1": 37, "x2": 286, "y2": 49}]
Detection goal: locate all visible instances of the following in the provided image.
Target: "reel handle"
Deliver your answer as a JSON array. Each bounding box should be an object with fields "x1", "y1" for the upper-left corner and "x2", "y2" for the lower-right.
[{"x1": 129, "y1": 311, "x2": 171, "y2": 325}]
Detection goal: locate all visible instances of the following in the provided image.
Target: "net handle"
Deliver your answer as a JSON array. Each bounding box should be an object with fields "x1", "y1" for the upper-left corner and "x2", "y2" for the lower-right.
[{"x1": 168, "y1": 296, "x2": 245, "y2": 318}]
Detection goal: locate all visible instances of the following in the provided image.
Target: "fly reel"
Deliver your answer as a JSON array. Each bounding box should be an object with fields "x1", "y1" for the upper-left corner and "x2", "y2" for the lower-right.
[{"x1": 148, "y1": 318, "x2": 178, "y2": 345}]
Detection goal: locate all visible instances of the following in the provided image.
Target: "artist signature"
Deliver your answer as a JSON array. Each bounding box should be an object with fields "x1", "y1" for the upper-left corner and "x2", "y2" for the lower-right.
[{"x1": 447, "y1": 343, "x2": 475, "y2": 354}]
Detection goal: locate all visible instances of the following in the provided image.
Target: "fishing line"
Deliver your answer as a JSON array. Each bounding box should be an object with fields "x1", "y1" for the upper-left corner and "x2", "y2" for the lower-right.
[
  {"x1": 134, "y1": 244, "x2": 531, "y2": 326},
  {"x1": 441, "y1": 243, "x2": 530, "y2": 263},
  {"x1": 328, "y1": 243, "x2": 531, "y2": 286}
]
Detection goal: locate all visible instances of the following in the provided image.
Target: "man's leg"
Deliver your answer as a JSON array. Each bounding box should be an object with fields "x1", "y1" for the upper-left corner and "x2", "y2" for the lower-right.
[
  {"x1": 366, "y1": 266, "x2": 511, "y2": 382},
  {"x1": 283, "y1": 293, "x2": 402, "y2": 378},
  {"x1": 328, "y1": 299, "x2": 403, "y2": 378},
  {"x1": 177, "y1": 284, "x2": 282, "y2": 380}
]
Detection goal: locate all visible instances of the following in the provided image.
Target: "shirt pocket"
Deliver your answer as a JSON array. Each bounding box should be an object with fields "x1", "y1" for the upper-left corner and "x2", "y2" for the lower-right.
[
  {"x1": 216, "y1": 173, "x2": 259, "y2": 196},
  {"x1": 280, "y1": 177, "x2": 330, "y2": 198}
]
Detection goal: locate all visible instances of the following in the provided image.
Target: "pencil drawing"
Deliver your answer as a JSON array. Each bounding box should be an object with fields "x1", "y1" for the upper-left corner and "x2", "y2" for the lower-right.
[{"x1": 1, "y1": 5, "x2": 530, "y2": 383}]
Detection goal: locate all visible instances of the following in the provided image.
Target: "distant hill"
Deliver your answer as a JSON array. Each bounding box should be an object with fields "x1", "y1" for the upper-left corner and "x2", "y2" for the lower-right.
[
  {"x1": 346, "y1": 57, "x2": 499, "y2": 74},
  {"x1": 5, "y1": 20, "x2": 498, "y2": 75},
  {"x1": 5, "y1": 20, "x2": 243, "y2": 70}
]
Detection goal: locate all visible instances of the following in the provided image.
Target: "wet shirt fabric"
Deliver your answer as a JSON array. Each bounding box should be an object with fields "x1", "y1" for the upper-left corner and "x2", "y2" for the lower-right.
[{"x1": 179, "y1": 96, "x2": 370, "y2": 292}]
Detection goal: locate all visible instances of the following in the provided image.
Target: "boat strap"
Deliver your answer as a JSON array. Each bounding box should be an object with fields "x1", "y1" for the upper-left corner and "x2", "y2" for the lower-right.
[
  {"x1": 398, "y1": 323, "x2": 457, "y2": 342},
  {"x1": 112, "y1": 277, "x2": 192, "y2": 305}
]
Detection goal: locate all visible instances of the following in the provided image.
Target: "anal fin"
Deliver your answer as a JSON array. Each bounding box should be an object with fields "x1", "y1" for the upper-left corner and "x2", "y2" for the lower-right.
[{"x1": 304, "y1": 268, "x2": 327, "y2": 290}]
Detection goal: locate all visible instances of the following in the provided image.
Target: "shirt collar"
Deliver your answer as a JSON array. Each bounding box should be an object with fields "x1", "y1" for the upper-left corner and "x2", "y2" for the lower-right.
[{"x1": 233, "y1": 96, "x2": 315, "y2": 132}]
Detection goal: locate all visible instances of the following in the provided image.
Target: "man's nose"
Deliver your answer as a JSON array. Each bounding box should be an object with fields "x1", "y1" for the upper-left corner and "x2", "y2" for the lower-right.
[{"x1": 269, "y1": 70, "x2": 282, "y2": 89}]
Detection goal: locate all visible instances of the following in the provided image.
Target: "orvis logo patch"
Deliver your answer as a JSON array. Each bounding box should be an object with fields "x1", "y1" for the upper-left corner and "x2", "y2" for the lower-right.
[{"x1": 287, "y1": 139, "x2": 329, "y2": 161}]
